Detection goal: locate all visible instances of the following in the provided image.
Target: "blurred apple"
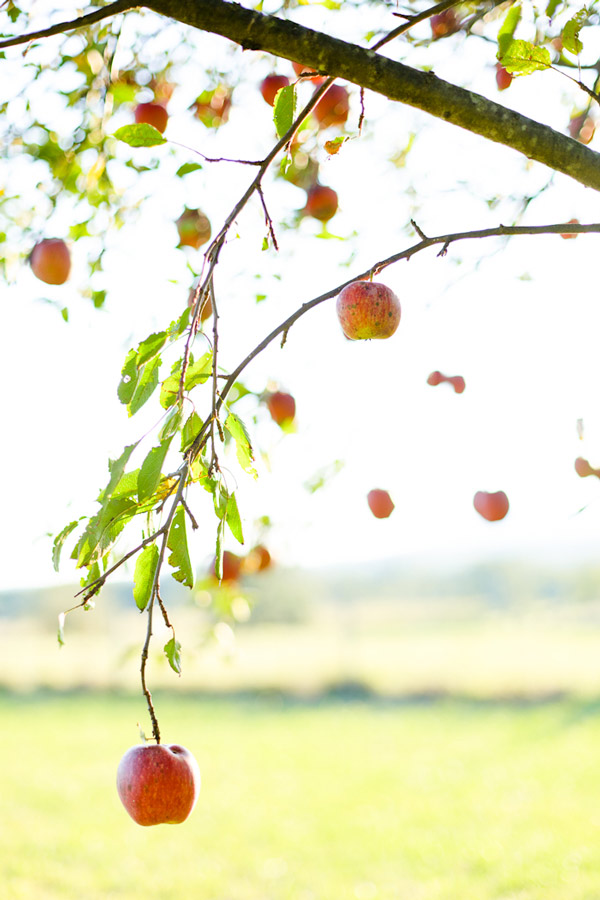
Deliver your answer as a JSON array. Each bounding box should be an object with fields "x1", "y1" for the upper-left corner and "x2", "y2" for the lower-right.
[
  {"x1": 187, "y1": 284, "x2": 213, "y2": 321},
  {"x1": 292, "y1": 61, "x2": 326, "y2": 83},
  {"x1": 495, "y1": 64, "x2": 512, "y2": 91},
  {"x1": 313, "y1": 84, "x2": 349, "y2": 128},
  {"x1": 367, "y1": 489, "x2": 395, "y2": 519},
  {"x1": 211, "y1": 550, "x2": 243, "y2": 583},
  {"x1": 447, "y1": 376, "x2": 466, "y2": 394},
  {"x1": 560, "y1": 218, "x2": 579, "y2": 239},
  {"x1": 266, "y1": 390, "x2": 296, "y2": 426},
  {"x1": 430, "y1": 9, "x2": 461, "y2": 38},
  {"x1": 574, "y1": 457, "x2": 599, "y2": 478},
  {"x1": 117, "y1": 743, "x2": 200, "y2": 826},
  {"x1": 303, "y1": 184, "x2": 339, "y2": 222},
  {"x1": 176, "y1": 208, "x2": 212, "y2": 249},
  {"x1": 427, "y1": 370, "x2": 444, "y2": 386},
  {"x1": 260, "y1": 74, "x2": 290, "y2": 106},
  {"x1": 29, "y1": 238, "x2": 71, "y2": 285},
  {"x1": 427, "y1": 371, "x2": 465, "y2": 393},
  {"x1": 134, "y1": 102, "x2": 168, "y2": 133},
  {"x1": 336, "y1": 281, "x2": 401, "y2": 340},
  {"x1": 242, "y1": 544, "x2": 272, "y2": 574},
  {"x1": 568, "y1": 113, "x2": 595, "y2": 144},
  {"x1": 473, "y1": 490, "x2": 509, "y2": 522}
]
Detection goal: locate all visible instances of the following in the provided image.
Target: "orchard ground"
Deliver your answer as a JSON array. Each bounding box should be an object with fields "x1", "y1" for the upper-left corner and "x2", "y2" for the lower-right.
[
  {"x1": 4, "y1": 568, "x2": 600, "y2": 897},
  {"x1": 4, "y1": 692, "x2": 600, "y2": 900}
]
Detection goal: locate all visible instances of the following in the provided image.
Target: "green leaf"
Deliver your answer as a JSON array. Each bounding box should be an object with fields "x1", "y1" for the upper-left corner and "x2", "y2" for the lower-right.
[
  {"x1": 160, "y1": 374, "x2": 181, "y2": 409},
  {"x1": 160, "y1": 352, "x2": 212, "y2": 408},
  {"x1": 61, "y1": 306, "x2": 69, "y2": 322},
  {"x1": 118, "y1": 349, "x2": 138, "y2": 405},
  {"x1": 273, "y1": 84, "x2": 297, "y2": 138},
  {"x1": 562, "y1": 9, "x2": 587, "y2": 55},
  {"x1": 113, "y1": 123, "x2": 167, "y2": 147},
  {"x1": 176, "y1": 162, "x2": 203, "y2": 177},
  {"x1": 497, "y1": 3, "x2": 521, "y2": 57},
  {"x1": 225, "y1": 491, "x2": 244, "y2": 545},
  {"x1": 52, "y1": 519, "x2": 82, "y2": 572},
  {"x1": 498, "y1": 39, "x2": 551, "y2": 75},
  {"x1": 214, "y1": 519, "x2": 225, "y2": 581},
  {"x1": 167, "y1": 506, "x2": 194, "y2": 588},
  {"x1": 167, "y1": 306, "x2": 191, "y2": 340},
  {"x1": 136, "y1": 331, "x2": 167, "y2": 367},
  {"x1": 164, "y1": 637, "x2": 182, "y2": 674},
  {"x1": 159, "y1": 405, "x2": 184, "y2": 442},
  {"x1": 100, "y1": 469, "x2": 139, "y2": 502},
  {"x1": 128, "y1": 355, "x2": 161, "y2": 416},
  {"x1": 180, "y1": 411, "x2": 203, "y2": 452},
  {"x1": 185, "y1": 351, "x2": 213, "y2": 390},
  {"x1": 224, "y1": 412, "x2": 257, "y2": 478},
  {"x1": 138, "y1": 439, "x2": 172, "y2": 502},
  {"x1": 133, "y1": 543, "x2": 159, "y2": 611},
  {"x1": 545, "y1": 0, "x2": 561, "y2": 17},
  {"x1": 73, "y1": 493, "x2": 140, "y2": 568},
  {"x1": 103, "y1": 443, "x2": 139, "y2": 505}
]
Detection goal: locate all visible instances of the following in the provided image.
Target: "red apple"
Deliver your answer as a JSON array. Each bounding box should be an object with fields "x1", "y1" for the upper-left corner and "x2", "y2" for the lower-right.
[
  {"x1": 29, "y1": 238, "x2": 71, "y2": 285},
  {"x1": 336, "y1": 281, "x2": 401, "y2": 340},
  {"x1": 176, "y1": 208, "x2": 212, "y2": 249},
  {"x1": 117, "y1": 743, "x2": 200, "y2": 826},
  {"x1": 134, "y1": 102, "x2": 169, "y2": 133},
  {"x1": 260, "y1": 74, "x2": 290, "y2": 106},
  {"x1": 266, "y1": 390, "x2": 296, "y2": 426},
  {"x1": 211, "y1": 550, "x2": 243, "y2": 582},
  {"x1": 367, "y1": 489, "x2": 395, "y2": 519},
  {"x1": 495, "y1": 64, "x2": 512, "y2": 91},
  {"x1": 292, "y1": 61, "x2": 326, "y2": 84},
  {"x1": 473, "y1": 490, "x2": 509, "y2": 522},
  {"x1": 313, "y1": 84, "x2": 349, "y2": 128},
  {"x1": 303, "y1": 184, "x2": 339, "y2": 222},
  {"x1": 430, "y1": 9, "x2": 461, "y2": 39},
  {"x1": 560, "y1": 218, "x2": 579, "y2": 239}
]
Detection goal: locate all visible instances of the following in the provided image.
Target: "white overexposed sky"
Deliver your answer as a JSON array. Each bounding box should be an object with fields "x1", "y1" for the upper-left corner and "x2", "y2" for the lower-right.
[{"x1": 3, "y1": 2, "x2": 600, "y2": 591}]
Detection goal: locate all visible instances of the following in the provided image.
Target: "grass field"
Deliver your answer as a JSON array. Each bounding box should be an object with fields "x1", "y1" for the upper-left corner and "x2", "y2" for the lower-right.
[{"x1": 4, "y1": 691, "x2": 600, "y2": 899}]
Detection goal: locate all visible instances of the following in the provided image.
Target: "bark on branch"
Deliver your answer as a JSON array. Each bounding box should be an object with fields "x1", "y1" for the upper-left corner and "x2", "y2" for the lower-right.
[
  {"x1": 3, "y1": 0, "x2": 600, "y2": 191},
  {"x1": 148, "y1": 0, "x2": 600, "y2": 192}
]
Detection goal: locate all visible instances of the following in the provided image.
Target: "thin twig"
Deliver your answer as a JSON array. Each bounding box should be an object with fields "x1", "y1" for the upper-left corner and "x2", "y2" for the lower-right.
[
  {"x1": 0, "y1": 0, "x2": 134, "y2": 50},
  {"x1": 372, "y1": 0, "x2": 460, "y2": 51}
]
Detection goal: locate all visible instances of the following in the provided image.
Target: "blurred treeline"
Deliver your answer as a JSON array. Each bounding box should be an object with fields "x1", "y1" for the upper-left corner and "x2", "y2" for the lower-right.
[{"x1": 6, "y1": 558, "x2": 600, "y2": 628}]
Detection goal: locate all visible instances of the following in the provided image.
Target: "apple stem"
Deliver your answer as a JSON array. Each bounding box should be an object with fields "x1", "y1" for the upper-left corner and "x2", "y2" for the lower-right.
[{"x1": 140, "y1": 561, "x2": 162, "y2": 744}]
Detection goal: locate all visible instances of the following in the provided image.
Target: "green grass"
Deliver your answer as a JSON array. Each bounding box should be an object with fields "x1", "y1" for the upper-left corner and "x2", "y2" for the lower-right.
[{"x1": 4, "y1": 692, "x2": 600, "y2": 899}]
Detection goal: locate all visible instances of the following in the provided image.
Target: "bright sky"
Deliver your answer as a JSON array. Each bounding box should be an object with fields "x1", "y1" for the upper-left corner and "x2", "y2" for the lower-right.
[{"x1": 4, "y1": 3, "x2": 600, "y2": 592}]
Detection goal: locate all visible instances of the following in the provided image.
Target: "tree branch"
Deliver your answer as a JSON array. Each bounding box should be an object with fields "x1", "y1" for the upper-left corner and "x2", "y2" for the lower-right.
[
  {"x1": 186, "y1": 218, "x2": 600, "y2": 462},
  {"x1": 0, "y1": 0, "x2": 135, "y2": 50},
  {"x1": 146, "y1": 0, "x2": 600, "y2": 193}
]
